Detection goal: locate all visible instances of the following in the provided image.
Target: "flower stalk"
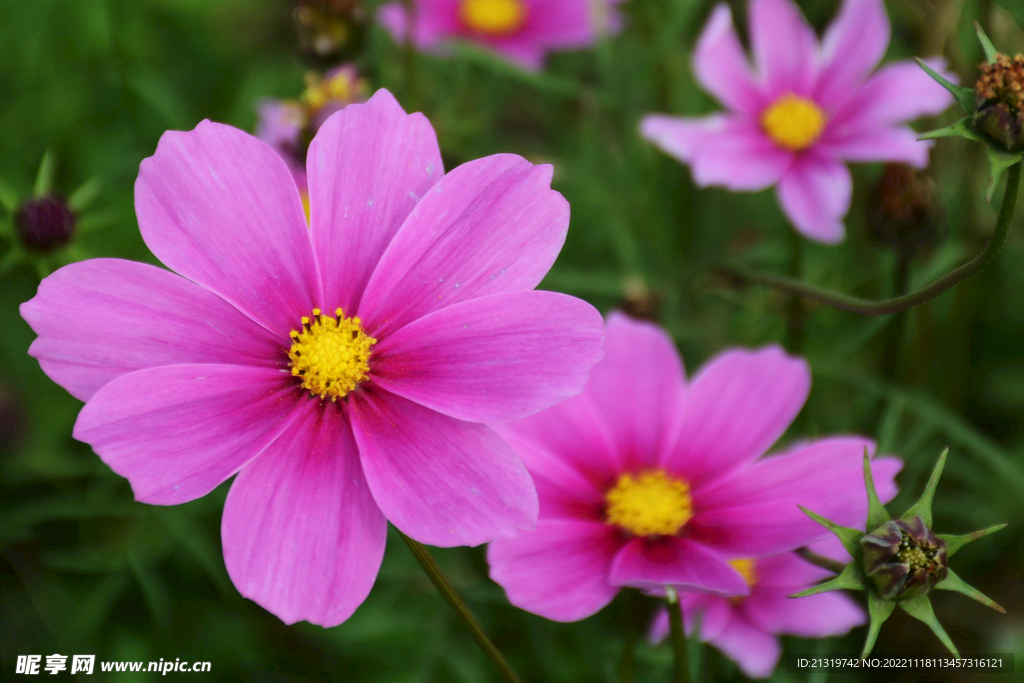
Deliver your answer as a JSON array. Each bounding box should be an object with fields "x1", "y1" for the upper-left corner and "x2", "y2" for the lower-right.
[
  {"x1": 399, "y1": 532, "x2": 523, "y2": 683},
  {"x1": 665, "y1": 586, "x2": 692, "y2": 683}
]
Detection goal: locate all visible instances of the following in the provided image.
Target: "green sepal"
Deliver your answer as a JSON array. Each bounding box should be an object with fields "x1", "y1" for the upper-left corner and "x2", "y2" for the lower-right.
[
  {"x1": 915, "y1": 57, "x2": 976, "y2": 113},
  {"x1": 861, "y1": 592, "x2": 897, "y2": 658},
  {"x1": 918, "y1": 117, "x2": 986, "y2": 143},
  {"x1": 975, "y1": 21, "x2": 999, "y2": 64},
  {"x1": 67, "y1": 177, "x2": 102, "y2": 213},
  {"x1": 940, "y1": 523, "x2": 1007, "y2": 558},
  {"x1": 33, "y1": 148, "x2": 56, "y2": 198},
  {"x1": 899, "y1": 596, "x2": 960, "y2": 658},
  {"x1": 863, "y1": 449, "x2": 890, "y2": 530},
  {"x1": 903, "y1": 448, "x2": 947, "y2": 525},
  {"x1": 0, "y1": 179, "x2": 20, "y2": 217},
  {"x1": 799, "y1": 506, "x2": 863, "y2": 556},
  {"x1": 935, "y1": 568, "x2": 1006, "y2": 613},
  {"x1": 986, "y1": 149, "x2": 1024, "y2": 202},
  {"x1": 790, "y1": 562, "x2": 864, "y2": 598}
]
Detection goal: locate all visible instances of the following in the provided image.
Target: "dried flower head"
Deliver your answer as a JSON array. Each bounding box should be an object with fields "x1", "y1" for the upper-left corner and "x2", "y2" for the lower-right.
[{"x1": 974, "y1": 54, "x2": 1024, "y2": 152}]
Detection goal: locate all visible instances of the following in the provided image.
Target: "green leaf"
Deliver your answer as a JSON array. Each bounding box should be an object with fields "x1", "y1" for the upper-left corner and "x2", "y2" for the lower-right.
[
  {"x1": 33, "y1": 148, "x2": 56, "y2": 197},
  {"x1": 67, "y1": 177, "x2": 102, "y2": 212},
  {"x1": 790, "y1": 563, "x2": 864, "y2": 598},
  {"x1": 915, "y1": 57, "x2": 976, "y2": 113},
  {"x1": 986, "y1": 149, "x2": 1024, "y2": 202},
  {"x1": 940, "y1": 523, "x2": 1007, "y2": 557},
  {"x1": 899, "y1": 596, "x2": 960, "y2": 657},
  {"x1": 0, "y1": 179, "x2": 20, "y2": 216},
  {"x1": 863, "y1": 449, "x2": 891, "y2": 530},
  {"x1": 918, "y1": 117, "x2": 986, "y2": 142},
  {"x1": 936, "y1": 568, "x2": 1005, "y2": 613},
  {"x1": 799, "y1": 506, "x2": 864, "y2": 556},
  {"x1": 861, "y1": 593, "x2": 897, "y2": 658},
  {"x1": 903, "y1": 448, "x2": 948, "y2": 526},
  {"x1": 975, "y1": 21, "x2": 999, "y2": 64}
]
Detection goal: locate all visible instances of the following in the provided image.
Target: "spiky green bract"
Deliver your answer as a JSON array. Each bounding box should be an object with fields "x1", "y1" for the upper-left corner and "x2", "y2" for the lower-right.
[
  {"x1": 863, "y1": 449, "x2": 890, "y2": 530},
  {"x1": 941, "y1": 524, "x2": 1008, "y2": 557},
  {"x1": 936, "y1": 569, "x2": 1006, "y2": 613},
  {"x1": 915, "y1": 58, "x2": 974, "y2": 113},
  {"x1": 861, "y1": 593, "x2": 897, "y2": 659},
  {"x1": 798, "y1": 506, "x2": 862, "y2": 556},
  {"x1": 903, "y1": 447, "x2": 947, "y2": 525},
  {"x1": 975, "y1": 21, "x2": 999, "y2": 65},
  {"x1": 900, "y1": 597, "x2": 960, "y2": 658},
  {"x1": 790, "y1": 563, "x2": 863, "y2": 598}
]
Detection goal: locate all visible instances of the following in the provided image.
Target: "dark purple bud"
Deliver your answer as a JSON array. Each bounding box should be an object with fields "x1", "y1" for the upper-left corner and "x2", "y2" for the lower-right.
[
  {"x1": 974, "y1": 54, "x2": 1024, "y2": 152},
  {"x1": 868, "y1": 164, "x2": 944, "y2": 256},
  {"x1": 16, "y1": 195, "x2": 76, "y2": 252},
  {"x1": 861, "y1": 516, "x2": 948, "y2": 601}
]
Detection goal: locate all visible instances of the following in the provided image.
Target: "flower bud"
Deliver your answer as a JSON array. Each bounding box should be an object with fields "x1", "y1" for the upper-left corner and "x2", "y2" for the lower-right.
[
  {"x1": 861, "y1": 515, "x2": 948, "y2": 601},
  {"x1": 16, "y1": 195, "x2": 76, "y2": 252},
  {"x1": 974, "y1": 54, "x2": 1024, "y2": 153},
  {"x1": 867, "y1": 164, "x2": 944, "y2": 256}
]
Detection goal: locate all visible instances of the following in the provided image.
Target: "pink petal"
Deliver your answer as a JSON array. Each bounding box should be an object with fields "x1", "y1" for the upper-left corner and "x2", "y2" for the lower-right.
[
  {"x1": 710, "y1": 614, "x2": 782, "y2": 679},
  {"x1": 743, "y1": 588, "x2": 864, "y2": 637},
  {"x1": 222, "y1": 402, "x2": 386, "y2": 627},
  {"x1": 349, "y1": 389, "x2": 537, "y2": 547},
  {"x1": 608, "y1": 537, "x2": 750, "y2": 597},
  {"x1": 584, "y1": 312, "x2": 686, "y2": 473},
  {"x1": 358, "y1": 154, "x2": 569, "y2": 337},
  {"x1": 751, "y1": 543, "x2": 842, "y2": 589},
  {"x1": 815, "y1": 0, "x2": 890, "y2": 109},
  {"x1": 693, "y1": 5, "x2": 765, "y2": 114},
  {"x1": 372, "y1": 291, "x2": 603, "y2": 423},
  {"x1": 307, "y1": 89, "x2": 444, "y2": 314},
  {"x1": 749, "y1": 0, "x2": 819, "y2": 97},
  {"x1": 661, "y1": 346, "x2": 810, "y2": 488},
  {"x1": 831, "y1": 59, "x2": 956, "y2": 128},
  {"x1": 775, "y1": 151, "x2": 852, "y2": 244},
  {"x1": 73, "y1": 365, "x2": 300, "y2": 505},
  {"x1": 21, "y1": 259, "x2": 282, "y2": 402},
  {"x1": 639, "y1": 114, "x2": 727, "y2": 163},
  {"x1": 691, "y1": 437, "x2": 902, "y2": 556},
  {"x1": 135, "y1": 121, "x2": 321, "y2": 336},
  {"x1": 821, "y1": 126, "x2": 933, "y2": 169},
  {"x1": 486, "y1": 520, "x2": 623, "y2": 622}
]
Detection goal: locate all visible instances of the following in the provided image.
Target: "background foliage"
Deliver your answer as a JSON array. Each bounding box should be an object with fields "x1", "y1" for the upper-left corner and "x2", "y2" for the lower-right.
[{"x1": 2, "y1": 0, "x2": 1024, "y2": 680}]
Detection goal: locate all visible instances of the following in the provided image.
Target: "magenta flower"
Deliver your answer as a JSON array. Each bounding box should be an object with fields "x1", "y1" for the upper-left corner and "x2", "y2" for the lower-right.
[
  {"x1": 640, "y1": 0, "x2": 954, "y2": 243},
  {"x1": 377, "y1": 0, "x2": 621, "y2": 70},
  {"x1": 486, "y1": 313, "x2": 901, "y2": 622},
  {"x1": 20, "y1": 89, "x2": 604, "y2": 627},
  {"x1": 649, "y1": 539, "x2": 865, "y2": 678}
]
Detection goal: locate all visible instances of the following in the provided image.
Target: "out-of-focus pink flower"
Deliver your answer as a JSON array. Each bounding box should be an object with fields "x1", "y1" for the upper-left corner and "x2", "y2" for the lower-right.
[
  {"x1": 487, "y1": 313, "x2": 901, "y2": 622},
  {"x1": 649, "y1": 538, "x2": 865, "y2": 679},
  {"x1": 377, "y1": 0, "x2": 622, "y2": 70},
  {"x1": 255, "y1": 65, "x2": 368, "y2": 197},
  {"x1": 640, "y1": 0, "x2": 954, "y2": 244},
  {"x1": 21, "y1": 89, "x2": 605, "y2": 627}
]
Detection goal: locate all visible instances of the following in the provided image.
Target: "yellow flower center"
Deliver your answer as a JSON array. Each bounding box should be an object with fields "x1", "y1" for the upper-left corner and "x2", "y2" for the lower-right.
[
  {"x1": 729, "y1": 559, "x2": 758, "y2": 588},
  {"x1": 459, "y1": 0, "x2": 527, "y2": 35},
  {"x1": 300, "y1": 70, "x2": 363, "y2": 113},
  {"x1": 288, "y1": 308, "x2": 376, "y2": 400},
  {"x1": 761, "y1": 94, "x2": 827, "y2": 151},
  {"x1": 604, "y1": 470, "x2": 693, "y2": 537}
]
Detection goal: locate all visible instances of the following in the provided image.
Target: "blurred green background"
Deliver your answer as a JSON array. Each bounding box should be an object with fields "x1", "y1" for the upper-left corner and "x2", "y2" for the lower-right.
[{"x1": 3, "y1": 0, "x2": 1024, "y2": 680}]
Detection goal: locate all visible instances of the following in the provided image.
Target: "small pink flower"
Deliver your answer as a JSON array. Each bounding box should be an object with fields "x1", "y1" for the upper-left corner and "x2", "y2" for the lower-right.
[
  {"x1": 486, "y1": 313, "x2": 901, "y2": 622},
  {"x1": 377, "y1": 0, "x2": 621, "y2": 70},
  {"x1": 640, "y1": 0, "x2": 954, "y2": 244},
  {"x1": 21, "y1": 89, "x2": 605, "y2": 627},
  {"x1": 649, "y1": 539, "x2": 865, "y2": 679}
]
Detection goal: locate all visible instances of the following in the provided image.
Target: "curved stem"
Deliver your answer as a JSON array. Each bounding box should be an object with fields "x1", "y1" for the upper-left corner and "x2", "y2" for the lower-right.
[
  {"x1": 665, "y1": 587, "x2": 691, "y2": 683},
  {"x1": 795, "y1": 547, "x2": 847, "y2": 574},
  {"x1": 715, "y1": 163, "x2": 1021, "y2": 316},
  {"x1": 400, "y1": 533, "x2": 522, "y2": 683}
]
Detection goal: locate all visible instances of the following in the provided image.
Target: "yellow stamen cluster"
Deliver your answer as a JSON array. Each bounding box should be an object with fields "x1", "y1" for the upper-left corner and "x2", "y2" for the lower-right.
[
  {"x1": 729, "y1": 559, "x2": 758, "y2": 588},
  {"x1": 761, "y1": 94, "x2": 827, "y2": 151},
  {"x1": 288, "y1": 308, "x2": 376, "y2": 400},
  {"x1": 300, "y1": 69, "x2": 367, "y2": 113},
  {"x1": 604, "y1": 470, "x2": 693, "y2": 537},
  {"x1": 459, "y1": 0, "x2": 527, "y2": 36},
  {"x1": 896, "y1": 533, "x2": 940, "y2": 572}
]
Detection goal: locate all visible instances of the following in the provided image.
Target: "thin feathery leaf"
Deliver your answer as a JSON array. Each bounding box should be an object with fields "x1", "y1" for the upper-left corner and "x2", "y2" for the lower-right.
[
  {"x1": 915, "y1": 58, "x2": 976, "y2": 112},
  {"x1": 903, "y1": 448, "x2": 948, "y2": 525},
  {"x1": 900, "y1": 596, "x2": 960, "y2": 657},
  {"x1": 861, "y1": 593, "x2": 897, "y2": 658},
  {"x1": 941, "y1": 523, "x2": 1007, "y2": 557},
  {"x1": 936, "y1": 569, "x2": 1005, "y2": 613},
  {"x1": 863, "y1": 449, "x2": 890, "y2": 530},
  {"x1": 975, "y1": 21, "x2": 999, "y2": 64},
  {"x1": 799, "y1": 506, "x2": 863, "y2": 556},
  {"x1": 790, "y1": 563, "x2": 863, "y2": 598}
]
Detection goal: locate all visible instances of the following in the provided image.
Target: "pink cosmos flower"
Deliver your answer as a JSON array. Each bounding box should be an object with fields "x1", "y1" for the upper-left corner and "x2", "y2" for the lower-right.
[
  {"x1": 20, "y1": 89, "x2": 605, "y2": 627},
  {"x1": 377, "y1": 0, "x2": 621, "y2": 70},
  {"x1": 486, "y1": 313, "x2": 901, "y2": 622},
  {"x1": 255, "y1": 65, "x2": 368, "y2": 197},
  {"x1": 639, "y1": 0, "x2": 954, "y2": 244},
  {"x1": 649, "y1": 538, "x2": 865, "y2": 679}
]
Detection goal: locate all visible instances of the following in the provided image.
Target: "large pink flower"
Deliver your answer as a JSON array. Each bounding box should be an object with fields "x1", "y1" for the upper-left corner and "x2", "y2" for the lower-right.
[
  {"x1": 649, "y1": 539, "x2": 864, "y2": 679},
  {"x1": 377, "y1": 0, "x2": 621, "y2": 70},
  {"x1": 486, "y1": 313, "x2": 901, "y2": 622},
  {"x1": 20, "y1": 89, "x2": 604, "y2": 627},
  {"x1": 640, "y1": 0, "x2": 954, "y2": 243}
]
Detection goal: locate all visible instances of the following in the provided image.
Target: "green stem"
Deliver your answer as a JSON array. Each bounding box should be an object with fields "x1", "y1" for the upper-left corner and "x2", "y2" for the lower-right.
[
  {"x1": 795, "y1": 547, "x2": 847, "y2": 575},
  {"x1": 881, "y1": 252, "x2": 911, "y2": 381},
  {"x1": 716, "y1": 163, "x2": 1021, "y2": 316},
  {"x1": 665, "y1": 587, "x2": 691, "y2": 683},
  {"x1": 400, "y1": 533, "x2": 522, "y2": 683}
]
